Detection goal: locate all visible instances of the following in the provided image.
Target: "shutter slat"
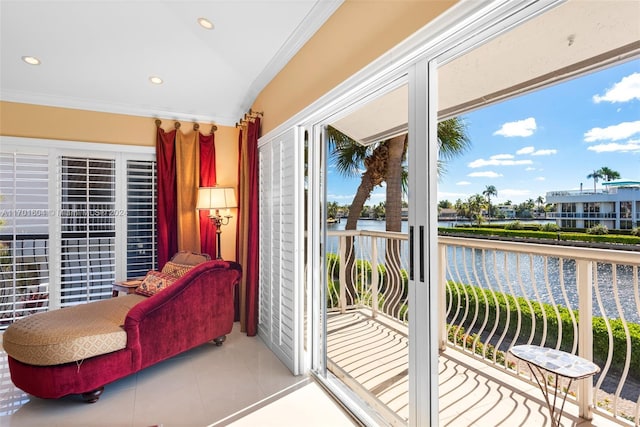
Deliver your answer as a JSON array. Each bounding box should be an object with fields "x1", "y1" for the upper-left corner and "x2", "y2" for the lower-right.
[{"x1": 0, "y1": 153, "x2": 50, "y2": 329}]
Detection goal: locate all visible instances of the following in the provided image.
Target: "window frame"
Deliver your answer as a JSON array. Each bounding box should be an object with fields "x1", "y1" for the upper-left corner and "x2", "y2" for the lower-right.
[{"x1": 0, "y1": 136, "x2": 155, "y2": 317}]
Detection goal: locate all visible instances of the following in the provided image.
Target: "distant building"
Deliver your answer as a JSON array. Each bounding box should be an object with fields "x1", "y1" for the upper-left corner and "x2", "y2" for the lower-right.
[
  {"x1": 438, "y1": 208, "x2": 457, "y2": 220},
  {"x1": 495, "y1": 205, "x2": 516, "y2": 219},
  {"x1": 546, "y1": 180, "x2": 640, "y2": 229}
]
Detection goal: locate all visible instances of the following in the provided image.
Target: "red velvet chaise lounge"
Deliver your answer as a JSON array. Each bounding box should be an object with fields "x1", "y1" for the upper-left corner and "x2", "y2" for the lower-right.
[{"x1": 3, "y1": 253, "x2": 241, "y2": 402}]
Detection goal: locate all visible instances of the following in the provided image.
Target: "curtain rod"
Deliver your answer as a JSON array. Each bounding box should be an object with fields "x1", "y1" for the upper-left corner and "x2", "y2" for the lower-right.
[
  {"x1": 155, "y1": 119, "x2": 217, "y2": 133},
  {"x1": 235, "y1": 109, "x2": 263, "y2": 128}
]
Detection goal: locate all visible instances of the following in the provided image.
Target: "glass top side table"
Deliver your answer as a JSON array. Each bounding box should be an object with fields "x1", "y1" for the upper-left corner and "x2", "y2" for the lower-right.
[{"x1": 509, "y1": 344, "x2": 600, "y2": 427}]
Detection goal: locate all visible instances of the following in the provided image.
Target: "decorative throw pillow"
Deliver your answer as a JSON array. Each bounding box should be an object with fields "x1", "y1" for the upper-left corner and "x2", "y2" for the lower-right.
[
  {"x1": 135, "y1": 271, "x2": 177, "y2": 297},
  {"x1": 161, "y1": 261, "x2": 193, "y2": 278}
]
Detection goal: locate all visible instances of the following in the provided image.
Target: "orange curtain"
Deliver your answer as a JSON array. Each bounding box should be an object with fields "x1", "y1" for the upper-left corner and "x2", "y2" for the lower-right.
[
  {"x1": 155, "y1": 120, "x2": 217, "y2": 261},
  {"x1": 176, "y1": 126, "x2": 200, "y2": 253}
]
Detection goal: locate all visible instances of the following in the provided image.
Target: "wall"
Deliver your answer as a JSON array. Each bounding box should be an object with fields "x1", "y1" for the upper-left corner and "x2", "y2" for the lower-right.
[
  {"x1": 252, "y1": 0, "x2": 457, "y2": 134},
  {"x1": 0, "y1": 100, "x2": 240, "y2": 261}
]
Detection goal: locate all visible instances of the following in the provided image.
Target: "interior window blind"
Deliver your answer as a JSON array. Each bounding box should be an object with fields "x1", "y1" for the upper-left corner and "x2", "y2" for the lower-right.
[
  {"x1": 126, "y1": 159, "x2": 157, "y2": 278},
  {"x1": 0, "y1": 153, "x2": 50, "y2": 329},
  {"x1": 59, "y1": 156, "x2": 116, "y2": 306}
]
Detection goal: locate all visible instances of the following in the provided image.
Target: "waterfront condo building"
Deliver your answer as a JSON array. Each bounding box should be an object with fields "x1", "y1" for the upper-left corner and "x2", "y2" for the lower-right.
[{"x1": 546, "y1": 180, "x2": 640, "y2": 229}]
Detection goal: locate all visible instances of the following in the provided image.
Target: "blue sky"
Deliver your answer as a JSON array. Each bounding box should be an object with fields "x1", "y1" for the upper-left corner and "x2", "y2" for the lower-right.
[{"x1": 327, "y1": 59, "x2": 640, "y2": 207}]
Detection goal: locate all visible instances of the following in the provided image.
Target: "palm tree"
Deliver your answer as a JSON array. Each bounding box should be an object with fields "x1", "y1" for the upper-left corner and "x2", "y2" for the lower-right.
[
  {"x1": 328, "y1": 117, "x2": 471, "y2": 231},
  {"x1": 437, "y1": 118, "x2": 473, "y2": 177},
  {"x1": 327, "y1": 201, "x2": 339, "y2": 220},
  {"x1": 467, "y1": 194, "x2": 487, "y2": 226},
  {"x1": 482, "y1": 185, "x2": 497, "y2": 221},
  {"x1": 587, "y1": 169, "x2": 603, "y2": 192},
  {"x1": 597, "y1": 166, "x2": 621, "y2": 182},
  {"x1": 328, "y1": 117, "x2": 470, "y2": 307},
  {"x1": 536, "y1": 195, "x2": 544, "y2": 216}
]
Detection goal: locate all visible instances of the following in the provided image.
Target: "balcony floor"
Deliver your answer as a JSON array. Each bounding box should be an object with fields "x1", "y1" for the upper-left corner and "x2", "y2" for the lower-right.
[
  {"x1": 327, "y1": 309, "x2": 625, "y2": 426},
  {"x1": 0, "y1": 315, "x2": 627, "y2": 426}
]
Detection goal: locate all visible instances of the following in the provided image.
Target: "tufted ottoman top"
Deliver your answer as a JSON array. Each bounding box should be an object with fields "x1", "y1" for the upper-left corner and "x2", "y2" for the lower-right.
[{"x1": 3, "y1": 294, "x2": 146, "y2": 366}]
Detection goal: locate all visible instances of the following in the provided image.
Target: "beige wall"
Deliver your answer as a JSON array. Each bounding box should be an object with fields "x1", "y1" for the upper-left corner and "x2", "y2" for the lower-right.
[
  {"x1": 253, "y1": 0, "x2": 457, "y2": 134},
  {"x1": 0, "y1": 100, "x2": 240, "y2": 260},
  {"x1": 0, "y1": 100, "x2": 239, "y2": 184}
]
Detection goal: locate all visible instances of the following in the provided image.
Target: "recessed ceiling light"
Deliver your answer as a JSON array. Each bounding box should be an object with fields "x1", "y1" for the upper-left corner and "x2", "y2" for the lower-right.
[
  {"x1": 149, "y1": 76, "x2": 163, "y2": 85},
  {"x1": 22, "y1": 56, "x2": 41, "y2": 65},
  {"x1": 197, "y1": 17, "x2": 214, "y2": 30}
]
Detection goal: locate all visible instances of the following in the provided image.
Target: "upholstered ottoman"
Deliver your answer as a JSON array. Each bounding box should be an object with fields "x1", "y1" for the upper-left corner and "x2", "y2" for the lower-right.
[{"x1": 3, "y1": 294, "x2": 145, "y2": 366}]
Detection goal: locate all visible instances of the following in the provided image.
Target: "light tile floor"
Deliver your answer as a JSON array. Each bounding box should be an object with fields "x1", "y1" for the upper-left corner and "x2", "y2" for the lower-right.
[
  {"x1": 0, "y1": 323, "x2": 357, "y2": 427},
  {"x1": 0, "y1": 320, "x2": 628, "y2": 427}
]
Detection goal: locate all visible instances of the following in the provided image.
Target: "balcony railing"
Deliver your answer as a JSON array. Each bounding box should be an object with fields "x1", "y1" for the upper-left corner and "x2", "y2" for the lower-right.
[
  {"x1": 327, "y1": 230, "x2": 640, "y2": 426},
  {"x1": 546, "y1": 212, "x2": 620, "y2": 219}
]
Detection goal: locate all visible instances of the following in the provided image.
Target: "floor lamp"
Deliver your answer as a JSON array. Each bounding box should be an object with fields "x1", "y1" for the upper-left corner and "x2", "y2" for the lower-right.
[{"x1": 196, "y1": 186, "x2": 237, "y2": 260}]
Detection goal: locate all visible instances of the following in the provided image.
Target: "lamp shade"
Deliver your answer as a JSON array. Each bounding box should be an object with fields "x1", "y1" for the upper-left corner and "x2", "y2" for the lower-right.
[{"x1": 196, "y1": 187, "x2": 237, "y2": 210}]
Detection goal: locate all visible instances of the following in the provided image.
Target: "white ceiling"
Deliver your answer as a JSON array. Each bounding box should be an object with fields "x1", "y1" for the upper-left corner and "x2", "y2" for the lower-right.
[{"x1": 0, "y1": 0, "x2": 342, "y2": 126}]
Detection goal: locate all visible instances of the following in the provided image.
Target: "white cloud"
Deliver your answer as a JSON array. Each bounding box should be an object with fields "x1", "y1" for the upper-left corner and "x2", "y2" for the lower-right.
[
  {"x1": 456, "y1": 181, "x2": 471, "y2": 186},
  {"x1": 490, "y1": 154, "x2": 514, "y2": 160},
  {"x1": 535, "y1": 177, "x2": 546, "y2": 181},
  {"x1": 584, "y1": 121, "x2": 640, "y2": 142},
  {"x1": 587, "y1": 140, "x2": 640, "y2": 153},
  {"x1": 525, "y1": 167, "x2": 536, "y2": 171},
  {"x1": 516, "y1": 146, "x2": 557, "y2": 156},
  {"x1": 468, "y1": 171, "x2": 503, "y2": 178},
  {"x1": 531, "y1": 149, "x2": 557, "y2": 156},
  {"x1": 516, "y1": 146, "x2": 535, "y2": 155},
  {"x1": 493, "y1": 118, "x2": 537, "y2": 137},
  {"x1": 467, "y1": 158, "x2": 533, "y2": 168},
  {"x1": 593, "y1": 72, "x2": 640, "y2": 103}
]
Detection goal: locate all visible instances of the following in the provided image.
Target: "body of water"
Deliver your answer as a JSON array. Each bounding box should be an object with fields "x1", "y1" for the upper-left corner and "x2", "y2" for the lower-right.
[{"x1": 326, "y1": 219, "x2": 639, "y2": 324}]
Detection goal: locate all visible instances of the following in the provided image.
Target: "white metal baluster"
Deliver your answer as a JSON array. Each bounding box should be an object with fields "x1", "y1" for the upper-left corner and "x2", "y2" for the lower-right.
[
  {"x1": 338, "y1": 234, "x2": 347, "y2": 314},
  {"x1": 559, "y1": 258, "x2": 579, "y2": 355},
  {"x1": 506, "y1": 253, "x2": 524, "y2": 353},
  {"x1": 610, "y1": 263, "x2": 632, "y2": 420},
  {"x1": 542, "y1": 257, "x2": 563, "y2": 350},
  {"x1": 481, "y1": 249, "x2": 501, "y2": 361},
  {"x1": 578, "y1": 259, "x2": 595, "y2": 419},
  {"x1": 370, "y1": 236, "x2": 378, "y2": 319},
  {"x1": 633, "y1": 266, "x2": 640, "y2": 427},
  {"x1": 493, "y1": 250, "x2": 511, "y2": 367},
  {"x1": 459, "y1": 247, "x2": 473, "y2": 351},
  {"x1": 451, "y1": 246, "x2": 468, "y2": 348},
  {"x1": 517, "y1": 253, "x2": 536, "y2": 345},
  {"x1": 439, "y1": 243, "x2": 447, "y2": 351},
  {"x1": 470, "y1": 248, "x2": 490, "y2": 357},
  {"x1": 463, "y1": 248, "x2": 481, "y2": 353}
]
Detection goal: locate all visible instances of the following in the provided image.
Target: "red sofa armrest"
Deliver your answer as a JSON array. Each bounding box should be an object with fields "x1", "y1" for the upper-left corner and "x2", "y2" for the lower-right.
[{"x1": 124, "y1": 260, "x2": 241, "y2": 370}]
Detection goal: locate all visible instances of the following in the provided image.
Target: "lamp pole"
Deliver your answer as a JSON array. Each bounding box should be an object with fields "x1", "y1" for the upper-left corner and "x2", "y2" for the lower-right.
[{"x1": 210, "y1": 209, "x2": 232, "y2": 260}]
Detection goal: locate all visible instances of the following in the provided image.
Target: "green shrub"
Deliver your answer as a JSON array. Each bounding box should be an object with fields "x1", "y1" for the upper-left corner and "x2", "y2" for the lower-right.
[
  {"x1": 438, "y1": 227, "x2": 640, "y2": 245},
  {"x1": 587, "y1": 224, "x2": 609, "y2": 235},
  {"x1": 504, "y1": 221, "x2": 523, "y2": 230},
  {"x1": 446, "y1": 282, "x2": 640, "y2": 380},
  {"x1": 540, "y1": 222, "x2": 560, "y2": 232},
  {"x1": 632, "y1": 227, "x2": 639, "y2": 237}
]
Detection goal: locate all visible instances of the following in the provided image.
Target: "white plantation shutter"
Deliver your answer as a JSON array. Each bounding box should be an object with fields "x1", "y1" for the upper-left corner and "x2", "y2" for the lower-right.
[
  {"x1": 1, "y1": 138, "x2": 157, "y2": 326},
  {"x1": 126, "y1": 160, "x2": 157, "y2": 277},
  {"x1": 0, "y1": 153, "x2": 50, "y2": 328},
  {"x1": 258, "y1": 127, "x2": 303, "y2": 374},
  {"x1": 59, "y1": 156, "x2": 116, "y2": 306}
]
